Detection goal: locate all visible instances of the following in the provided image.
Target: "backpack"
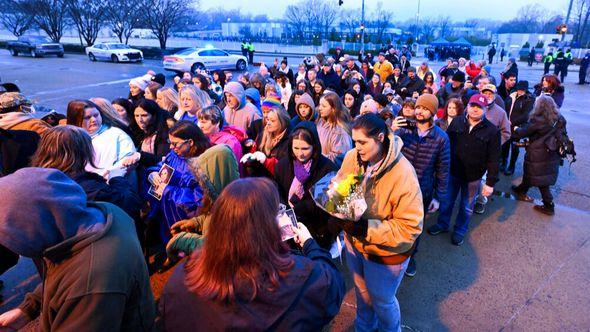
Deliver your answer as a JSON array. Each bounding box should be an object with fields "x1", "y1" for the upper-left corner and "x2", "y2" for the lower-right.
[{"x1": 545, "y1": 118, "x2": 576, "y2": 165}]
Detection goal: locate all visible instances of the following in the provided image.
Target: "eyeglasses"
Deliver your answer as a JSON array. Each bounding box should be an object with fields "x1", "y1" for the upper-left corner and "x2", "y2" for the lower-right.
[{"x1": 168, "y1": 139, "x2": 189, "y2": 148}]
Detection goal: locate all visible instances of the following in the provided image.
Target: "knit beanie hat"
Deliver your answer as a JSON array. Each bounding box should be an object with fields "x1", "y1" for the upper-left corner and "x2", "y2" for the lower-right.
[
  {"x1": 415, "y1": 94, "x2": 439, "y2": 115},
  {"x1": 129, "y1": 77, "x2": 149, "y2": 91},
  {"x1": 261, "y1": 93, "x2": 282, "y2": 112},
  {"x1": 373, "y1": 94, "x2": 389, "y2": 107},
  {"x1": 452, "y1": 71, "x2": 466, "y2": 83},
  {"x1": 152, "y1": 73, "x2": 166, "y2": 86}
]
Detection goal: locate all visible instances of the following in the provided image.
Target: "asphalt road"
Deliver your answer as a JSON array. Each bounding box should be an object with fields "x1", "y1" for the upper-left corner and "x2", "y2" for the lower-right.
[{"x1": 1, "y1": 51, "x2": 589, "y2": 331}]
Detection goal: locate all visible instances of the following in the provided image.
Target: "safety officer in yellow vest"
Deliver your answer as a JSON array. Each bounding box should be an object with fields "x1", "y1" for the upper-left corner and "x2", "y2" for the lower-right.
[
  {"x1": 543, "y1": 52, "x2": 554, "y2": 75},
  {"x1": 247, "y1": 41, "x2": 255, "y2": 65},
  {"x1": 241, "y1": 40, "x2": 248, "y2": 58}
]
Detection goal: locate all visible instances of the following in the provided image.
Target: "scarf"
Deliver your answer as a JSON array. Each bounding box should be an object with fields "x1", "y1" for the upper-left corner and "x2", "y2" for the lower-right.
[
  {"x1": 262, "y1": 129, "x2": 286, "y2": 156},
  {"x1": 288, "y1": 159, "x2": 312, "y2": 204}
]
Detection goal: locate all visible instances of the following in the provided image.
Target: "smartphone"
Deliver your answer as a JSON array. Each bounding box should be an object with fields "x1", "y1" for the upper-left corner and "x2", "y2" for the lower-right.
[{"x1": 278, "y1": 208, "x2": 298, "y2": 241}]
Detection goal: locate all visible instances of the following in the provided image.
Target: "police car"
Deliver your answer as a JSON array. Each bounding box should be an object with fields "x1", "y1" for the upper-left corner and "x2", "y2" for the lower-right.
[
  {"x1": 163, "y1": 46, "x2": 248, "y2": 74},
  {"x1": 85, "y1": 43, "x2": 143, "y2": 63}
]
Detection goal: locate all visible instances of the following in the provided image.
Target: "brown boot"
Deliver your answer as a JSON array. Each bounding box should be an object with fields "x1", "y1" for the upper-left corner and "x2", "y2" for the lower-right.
[
  {"x1": 533, "y1": 202, "x2": 555, "y2": 216},
  {"x1": 511, "y1": 185, "x2": 533, "y2": 202}
]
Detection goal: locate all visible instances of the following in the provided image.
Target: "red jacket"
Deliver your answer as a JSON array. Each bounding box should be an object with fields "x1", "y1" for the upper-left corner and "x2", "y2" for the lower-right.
[{"x1": 466, "y1": 63, "x2": 481, "y2": 79}]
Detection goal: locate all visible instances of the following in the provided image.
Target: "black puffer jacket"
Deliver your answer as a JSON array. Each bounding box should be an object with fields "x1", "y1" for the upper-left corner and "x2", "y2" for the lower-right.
[
  {"x1": 513, "y1": 114, "x2": 565, "y2": 187},
  {"x1": 396, "y1": 125, "x2": 450, "y2": 203},
  {"x1": 447, "y1": 115, "x2": 501, "y2": 186},
  {"x1": 505, "y1": 92, "x2": 534, "y2": 129},
  {"x1": 396, "y1": 76, "x2": 425, "y2": 99},
  {"x1": 274, "y1": 121, "x2": 337, "y2": 249}
]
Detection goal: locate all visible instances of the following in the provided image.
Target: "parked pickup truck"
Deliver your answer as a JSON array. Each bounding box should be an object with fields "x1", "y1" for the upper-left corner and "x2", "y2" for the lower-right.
[{"x1": 7, "y1": 35, "x2": 64, "y2": 58}]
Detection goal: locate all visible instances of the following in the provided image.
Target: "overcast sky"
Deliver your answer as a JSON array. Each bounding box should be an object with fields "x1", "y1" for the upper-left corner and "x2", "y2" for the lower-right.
[{"x1": 199, "y1": 0, "x2": 568, "y2": 22}]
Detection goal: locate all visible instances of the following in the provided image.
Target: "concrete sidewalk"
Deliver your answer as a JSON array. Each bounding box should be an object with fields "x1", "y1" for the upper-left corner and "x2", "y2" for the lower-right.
[
  {"x1": 3, "y1": 195, "x2": 588, "y2": 331},
  {"x1": 330, "y1": 198, "x2": 590, "y2": 331}
]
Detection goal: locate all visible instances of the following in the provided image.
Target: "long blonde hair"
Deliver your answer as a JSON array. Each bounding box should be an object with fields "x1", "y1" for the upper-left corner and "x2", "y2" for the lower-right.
[
  {"x1": 259, "y1": 106, "x2": 290, "y2": 156},
  {"x1": 157, "y1": 87, "x2": 179, "y2": 113},
  {"x1": 180, "y1": 85, "x2": 212, "y2": 113}
]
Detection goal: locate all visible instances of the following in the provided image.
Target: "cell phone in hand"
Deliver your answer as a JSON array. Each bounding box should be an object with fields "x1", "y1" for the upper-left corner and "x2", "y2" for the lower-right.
[{"x1": 278, "y1": 208, "x2": 298, "y2": 241}]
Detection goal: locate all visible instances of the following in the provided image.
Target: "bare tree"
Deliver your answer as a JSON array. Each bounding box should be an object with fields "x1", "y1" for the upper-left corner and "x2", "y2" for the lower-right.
[
  {"x1": 66, "y1": 0, "x2": 106, "y2": 46},
  {"x1": 517, "y1": 4, "x2": 545, "y2": 31},
  {"x1": 437, "y1": 16, "x2": 452, "y2": 38},
  {"x1": 104, "y1": 0, "x2": 142, "y2": 44},
  {"x1": 420, "y1": 18, "x2": 437, "y2": 43},
  {"x1": 339, "y1": 9, "x2": 359, "y2": 39},
  {"x1": 318, "y1": 1, "x2": 338, "y2": 39},
  {"x1": 143, "y1": 0, "x2": 192, "y2": 49},
  {"x1": 284, "y1": 0, "x2": 337, "y2": 40},
  {"x1": 18, "y1": 0, "x2": 69, "y2": 42},
  {"x1": 285, "y1": 4, "x2": 306, "y2": 40},
  {"x1": 0, "y1": 0, "x2": 34, "y2": 37},
  {"x1": 572, "y1": 0, "x2": 590, "y2": 45},
  {"x1": 464, "y1": 19, "x2": 479, "y2": 29},
  {"x1": 370, "y1": 2, "x2": 393, "y2": 43}
]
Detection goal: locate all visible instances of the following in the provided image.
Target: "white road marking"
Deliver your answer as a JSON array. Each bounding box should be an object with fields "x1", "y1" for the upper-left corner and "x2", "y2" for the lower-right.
[{"x1": 29, "y1": 78, "x2": 132, "y2": 97}]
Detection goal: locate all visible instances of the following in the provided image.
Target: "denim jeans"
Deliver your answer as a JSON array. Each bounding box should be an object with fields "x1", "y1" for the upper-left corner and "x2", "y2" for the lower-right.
[
  {"x1": 436, "y1": 175, "x2": 481, "y2": 236},
  {"x1": 345, "y1": 237, "x2": 409, "y2": 332}
]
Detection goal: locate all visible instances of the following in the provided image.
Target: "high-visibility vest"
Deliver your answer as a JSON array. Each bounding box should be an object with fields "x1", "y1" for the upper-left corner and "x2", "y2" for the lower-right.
[
  {"x1": 543, "y1": 55, "x2": 553, "y2": 63},
  {"x1": 565, "y1": 52, "x2": 573, "y2": 60},
  {"x1": 247, "y1": 43, "x2": 255, "y2": 52}
]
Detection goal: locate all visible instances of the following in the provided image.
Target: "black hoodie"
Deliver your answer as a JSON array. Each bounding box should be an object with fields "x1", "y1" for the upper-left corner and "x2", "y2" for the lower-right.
[{"x1": 274, "y1": 121, "x2": 338, "y2": 249}]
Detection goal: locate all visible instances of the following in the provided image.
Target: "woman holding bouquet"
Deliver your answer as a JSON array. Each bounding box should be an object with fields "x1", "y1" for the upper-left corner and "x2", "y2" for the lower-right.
[
  {"x1": 335, "y1": 113, "x2": 423, "y2": 331},
  {"x1": 274, "y1": 121, "x2": 338, "y2": 249}
]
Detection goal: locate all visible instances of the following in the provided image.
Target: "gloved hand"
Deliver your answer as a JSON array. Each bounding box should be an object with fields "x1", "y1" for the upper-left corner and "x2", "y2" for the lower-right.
[
  {"x1": 170, "y1": 218, "x2": 199, "y2": 235},
  {"x1": 427, "y1": 198, "x2": 440, "y2": 213},
  {"x1": 251, "y1": 151, "x2": 267, "y2": 163},
  {"x1": 240, "y1": 153, "x2": 254, "y2": 164},
  {"x1": 166, "y1": 232, "x2": 202, "y2": 259}
]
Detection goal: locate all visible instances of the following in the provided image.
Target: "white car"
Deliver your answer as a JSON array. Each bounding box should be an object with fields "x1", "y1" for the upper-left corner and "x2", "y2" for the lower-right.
[
  {"x1": 163, "y1": 47, "x2": 247, "y2": 74},
  {"x1": 85, "y1": 43, "x2": 143, "y2": 63}
]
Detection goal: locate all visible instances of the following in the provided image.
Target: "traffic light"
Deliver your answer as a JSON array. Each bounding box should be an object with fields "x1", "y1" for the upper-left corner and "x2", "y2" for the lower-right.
[
  {"x1": 339, "y1": 0, "x2": 343, "y2": 5},
  {"x1": 556, "y1": 24, "x2": 567, "y2": 34}
]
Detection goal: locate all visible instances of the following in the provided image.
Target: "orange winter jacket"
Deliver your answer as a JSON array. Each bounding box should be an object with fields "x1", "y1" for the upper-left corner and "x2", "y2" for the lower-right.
[{"x1": 336, "y1": 132, "x2": 424, "y2": 260}]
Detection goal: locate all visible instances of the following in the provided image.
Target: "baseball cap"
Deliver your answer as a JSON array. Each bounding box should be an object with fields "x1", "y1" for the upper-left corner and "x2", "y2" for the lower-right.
[
  {"x1": 0, "y1": 92, "x2": 32, "y2": 110},
  {"x1": 468, "y1": 94, "x2": 488, "y2": 108},
  {"x1": 382, "y1": 88, "x2": 395, "y2": 96},
  {"x1": 481, "y1": 84, "x2": 497, "y2": 93}
]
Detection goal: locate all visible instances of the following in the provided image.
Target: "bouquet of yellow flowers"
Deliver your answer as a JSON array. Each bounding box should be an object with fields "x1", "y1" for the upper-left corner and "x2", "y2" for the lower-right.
[{"x1": 311, "y1": 171, "x2": 367, "y2": 221}]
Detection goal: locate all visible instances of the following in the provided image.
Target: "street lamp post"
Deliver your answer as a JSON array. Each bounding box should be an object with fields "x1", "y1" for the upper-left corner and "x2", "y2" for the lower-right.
[
  {"x1": 415, "y1": 0, "x2": 421, "y2": 42},
  {"x1": 360, "y1": 0, "x2": 365, "y2": 52},
  {"x1": 562, "y1": 0, "x2": 573, "y2": 42}
]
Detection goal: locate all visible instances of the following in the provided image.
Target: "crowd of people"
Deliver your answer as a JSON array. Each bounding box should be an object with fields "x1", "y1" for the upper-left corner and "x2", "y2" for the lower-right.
[{"x1": 0, "y1": 46, "x2": 572, "y2": 331}]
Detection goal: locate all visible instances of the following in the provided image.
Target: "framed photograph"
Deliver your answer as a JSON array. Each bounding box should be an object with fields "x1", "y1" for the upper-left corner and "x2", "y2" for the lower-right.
[
  {"x1": 278, "y1": 209, "x2": 298, "y2": 242},
  {"x1": 148, "y1": 164, "x2": 174, "y2": 200}
]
